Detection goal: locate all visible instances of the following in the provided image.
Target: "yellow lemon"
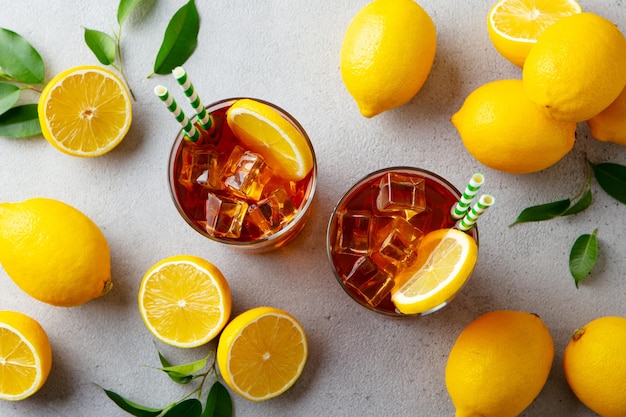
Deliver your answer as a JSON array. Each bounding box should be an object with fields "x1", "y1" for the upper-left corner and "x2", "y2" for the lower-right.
[
  {"x1": 226, "y1": 99, "x2": 314, "y2": 181},
  {"x1": 340, "y1": 0, "x2": 436, "y2": 118},
  {"x1": 38, "y1": 65, "x2": 132, "y2": 157},
  {"x1": 487, "y1": 0, "x2": 581, "y2": 67},
  {"x1": 451, "y1": 79, "x2": 576, "y2": 174},
  {"x1": 563, "y1": 316, "x2": 626, "y2": 417},
  {"x1": 587, "y1": 85, "x2": 626, "y2": 145},
  {"x1": 446, "y1": 310, "x2": 554, "y2": 417},
  {"x1": 391, "y1": 228, "x2": 478, "y2": 315},
  {"x1": 523, "y1": 12, "x2": 626, "y2": 122},
  {"x1": 0, "y1": 311, "x2": 52, "y2": 401},
  {"x1": 0, "y1": 198, "x2": 112, "y2": 307},
  {"x1": 217, "y1": 306, "x2": 307, "y2": 402},
  {"x1": 138, "y1": 255, "x2": 231, "y2": 348}
]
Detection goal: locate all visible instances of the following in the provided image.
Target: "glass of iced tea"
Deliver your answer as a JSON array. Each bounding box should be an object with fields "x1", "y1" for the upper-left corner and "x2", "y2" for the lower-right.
[
  {"x1": 168, "y1": 98, "x2": 317, "y2": 253},
  {"x1": 326, "y1": 167, "x2": 479, "y2": 317}
]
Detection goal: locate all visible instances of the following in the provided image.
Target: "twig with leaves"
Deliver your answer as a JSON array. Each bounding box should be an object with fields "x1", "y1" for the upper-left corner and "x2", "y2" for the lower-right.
[
  {"x1": 98, "y1": 348, "x2": 232, "y2": 417},
  {"x1": 510, "y1": 159, "x2": 626, "y2": 287},
  {"x1": 0, "y1": 28, "x2": 44, "y2": 138}
]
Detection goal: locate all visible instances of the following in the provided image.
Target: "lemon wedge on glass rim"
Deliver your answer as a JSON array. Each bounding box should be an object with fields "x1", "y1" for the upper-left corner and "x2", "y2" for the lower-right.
[
  {"x1": 226, "y1": 99, "x2": 313, "y2": 181},
  {"x1": 391, "y1": 228, "x2": 478, "y2": 315},
  {"x1": 38, "y1": 65, "x2": 132, "y2": 157}
]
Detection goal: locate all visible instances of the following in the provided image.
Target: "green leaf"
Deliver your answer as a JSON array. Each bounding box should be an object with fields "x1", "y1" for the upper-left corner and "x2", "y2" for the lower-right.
[
  {"x1": 118, "y1": 0, "x2": 145, "y2": 26},
  {"x1": 0, "y1": 28, "x2": 44, "y2": 84},
  {"x1": 0, "y1": 104, "x2": 41, "y2": 138},
  {"x1": 100, "y1": 387, "x2": 163, "y2": 417},
  {"x1": 160, "y1": 355, "x2": 208, "y2": 377},
  {"x1": 509, "y1": 199, "x2": 570, "y2": 227},
  {"x1": 594, "y1": 163, "x2": 626, "y2": 205},
  {"x1": 569, "y1": 229, "x2": 598, "y2": 288},
  {"x1": 202, "y1": 382, "x2": 232, "y2": 417},
  {"x1": 0, "y1": 82, "x2": 21, "y2": 116},
  {"x1": 162, "y1": 399, "x2": 202, "y2": 417},
  {"x1": 561, "y1": 188, "x2": 593, "y2": 216},
  {"x1": 84, "y1": 28, "x2": 117, "y2": 66},
  {"x1": 153, "y1": 0, "x2": 199, "y2": 75}
]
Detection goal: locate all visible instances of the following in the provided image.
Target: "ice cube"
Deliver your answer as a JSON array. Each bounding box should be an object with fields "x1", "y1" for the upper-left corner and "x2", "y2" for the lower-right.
[
  {"x1": 334, "y1": 210, "x2": 375, "y2": 255},
  {"x1": 247, "y1": 188, "x2": 296, "y2": 236},
  {"x1": 223, "y1": 150, "x2": 272, "y2": 201},
  {"x1": 375, "y1": 172, "x2": 426, "y2": 219},
  {"x1": 205, "y1": 193, "x2": 249, "y2": 239},
  {"x1": 178, "y1": 145, "x2": 222, "y2": 190},
  {"x1": 344, "y1": 256, "x2": 395, "y2": 307},
  {"x1": 376, "y1": 216, "x2": 424, "y2": 268}
]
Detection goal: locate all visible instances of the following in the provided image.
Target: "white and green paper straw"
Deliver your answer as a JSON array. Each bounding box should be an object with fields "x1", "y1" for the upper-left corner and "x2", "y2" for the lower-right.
[
  {"x1": 172, "y1": 66, "x2": 213, "y2": 132},
  {"x1": 456, "y1": 194, "x2": 495, "y2": 232},
  {"x1": 154, "y1": 85, "x2": 200, "y2": 142},
  {"x1": 451, "y1": 173, "x2": 485, "y2": 219}
]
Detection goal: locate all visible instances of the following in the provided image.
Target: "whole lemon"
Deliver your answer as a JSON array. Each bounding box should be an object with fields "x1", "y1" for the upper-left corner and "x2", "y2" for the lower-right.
[
  {"x1": 0, "y1": 198, "x2": 112, "y2": 307},
  {"x1": 523, "y1": 12, "x2": 626, "y2": 122},
  {"x1": 587, "y1": 85, "x2": 626, "y2": 145},
  {"x1": 563, "y1": 316, "x2": 626, "y2": 417},
  {"x1": 445, "y1": 310, "x2": 554, "y2": 417},
  {"x1": 340, "y1": 0, "x2": 436, "y2": 118},
  {"x1": 451, "y1": 79, "x2": 576, "y2": 174}
]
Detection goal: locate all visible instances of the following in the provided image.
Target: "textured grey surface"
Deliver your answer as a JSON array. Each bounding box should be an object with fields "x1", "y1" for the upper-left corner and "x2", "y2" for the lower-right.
[{"x1": 1, "y1": 1, "x2": 625, "y2": 416}]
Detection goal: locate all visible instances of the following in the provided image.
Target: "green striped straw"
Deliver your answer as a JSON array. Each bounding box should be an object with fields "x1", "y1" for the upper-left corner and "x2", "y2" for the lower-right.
[
  {"x1": 172, "y1": 66, "x2": 214, "y2": 132},
  {"x1": 154, "y1": 85, "x2": 200, "y2": 142},
  {"x1": 451, "y1": 173, "x2": 485, "y2": 220},
  {"x1": 456, "y1": 194, "x2": 495, "y2": 232}
]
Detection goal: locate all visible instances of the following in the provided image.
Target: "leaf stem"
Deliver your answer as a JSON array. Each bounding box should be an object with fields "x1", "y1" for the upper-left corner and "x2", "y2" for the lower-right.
[{"x1": 113, "y1": 26, "x2": 136, "y2": 101}]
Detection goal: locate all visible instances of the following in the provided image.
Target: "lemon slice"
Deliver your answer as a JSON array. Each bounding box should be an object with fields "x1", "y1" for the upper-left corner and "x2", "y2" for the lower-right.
[
  {"x1": 487, "y1": 0, "x2": 582, "y2": 67},
  {"x1": 138, "y1": 255, "x2": 231, "y2": 348},
  {"x1": 217, "y1": 306, "x2": 308, "y2": 402},
  {"x1": 226, "y1": 99, "x2": 313, "y2": 181},
  {"x1": 38, "y1": 65, "x2": 132, "y2": 157},
  {"x1": 391, "y1": 228, "x2": 478, "y2": 315},
  {"x1": 0, "y1": 311, "x2": 52, "y2": 401}
]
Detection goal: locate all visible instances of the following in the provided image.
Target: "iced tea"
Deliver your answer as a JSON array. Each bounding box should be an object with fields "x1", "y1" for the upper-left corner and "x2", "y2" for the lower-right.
[
  {"x1": 327, "y1": 167, "x2": 478, "y2": 316},
  {"x1": 168, "y1": 98, "x2": 316, "y2": 252}
]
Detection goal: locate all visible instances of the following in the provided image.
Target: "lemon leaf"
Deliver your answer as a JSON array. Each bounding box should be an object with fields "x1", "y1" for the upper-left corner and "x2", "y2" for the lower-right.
[
  {"x1": 99, "y1": 386, "x2": 163, "y2": 417},
  {"x1": 202, "y1": 382, "x2": 232, "y2": 417},
  {"x1": 509, "y1": 199, "x2": 570, "y2": 226},
  {"x1": 117, "y1": 0, "x2": 145, "y2": 26},
  {"x1": 0, "y1": 82, "x2": 20, "y2": 116},
  {"x1": 83, "y1": 28, "x2": 116, "y2": 66},
  {"x1": 163, "y1": 399, "x2": 202, "y2": 417},
  {"x1": 0, "y1": 28, "x2": 44, "y2": 84},
  {"x1": 593, "y1": 162, "x2": 626, "y2": 205},
  {"x1": 0, "y1": 104, "x2": 41, "y2": 138},
  {"x1": 153, "y1": 0, "x2": 199, "y2": 75},
  {"x1": 569, "y1": 229, "x2": 598, "y2": 288},
  {"x1": 158, "y1": 355, "x2": 210, "y2": 384},
  {"x1": 561, "y1": 188, "x2": 593, "y2": 216}
]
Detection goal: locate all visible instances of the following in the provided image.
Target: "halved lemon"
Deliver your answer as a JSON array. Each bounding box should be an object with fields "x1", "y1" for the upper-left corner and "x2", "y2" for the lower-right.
[
  {"x1": 216, "y1": 306, "x2": 308, "y2": 402},
  {"x1": 226, "y1": 99, "x2": 313, "y2": 181},
  {"x1": 391, "y1": 228, "x2": 478, "y2": 315},
  {"x1": 138, "y1": 255, "x2": 231, "y2": 348},
  {"x1": 38, "y1": 65, "x2": 132, "y2": 157},
  {"x1": 487, "y1": 0, "x2": 582, "y2": 67},
  {"x1": 0, "y1": 310, "x2": 52, "y2": 401}
]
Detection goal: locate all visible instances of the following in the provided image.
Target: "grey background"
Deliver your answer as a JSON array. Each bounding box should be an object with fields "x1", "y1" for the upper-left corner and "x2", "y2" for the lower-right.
[{"x1": 1, "y1": 1, "x2": 625, "y2": 416}]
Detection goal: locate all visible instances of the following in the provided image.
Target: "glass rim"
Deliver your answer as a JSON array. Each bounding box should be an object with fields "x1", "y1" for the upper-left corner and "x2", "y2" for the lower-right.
[
  {"x1": 167, "y1": 97, "x2": 318, "y2": 250},
  {"x1": 326, "y1": 166, "x2": 479, "y2": 318}
]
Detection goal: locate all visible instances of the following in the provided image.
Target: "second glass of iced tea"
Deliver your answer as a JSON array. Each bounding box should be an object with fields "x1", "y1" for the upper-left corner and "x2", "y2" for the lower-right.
[
  {"x1": 327, "y1": 167, "x2": 478, "y2": 317},
  {"x1": 168, "y1": 98, "x2": 317, "y2": 253}
]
